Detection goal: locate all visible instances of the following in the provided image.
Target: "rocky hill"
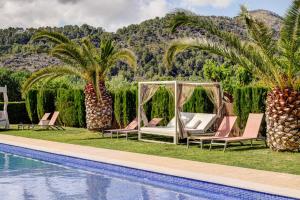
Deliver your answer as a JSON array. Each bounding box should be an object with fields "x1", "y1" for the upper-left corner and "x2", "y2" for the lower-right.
[{"x1": 0, "y1": 10, "x2": 283, "y2": 79}]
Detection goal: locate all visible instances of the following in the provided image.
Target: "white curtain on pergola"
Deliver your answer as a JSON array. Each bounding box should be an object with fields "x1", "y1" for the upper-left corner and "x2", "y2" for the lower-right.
[
  {"x1": 138, "y1": 81, "x2": 223, "y2": 142},
  {"x1": 0, "y1": 86, "x2": 9, "y2": 129}
]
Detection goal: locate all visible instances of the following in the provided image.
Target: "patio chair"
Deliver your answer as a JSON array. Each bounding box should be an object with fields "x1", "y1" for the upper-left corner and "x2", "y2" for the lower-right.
[
  {"x1": 18, "y1": 113, "x2": 51, "y2": 130},
  {"x1": 105, "y1": 117, "x2": 162, "y2": 140},
  {"x1": 47, "y1": 111, "x2": 64, "y2": 130},
  {"x1": 210, "y1": 113, "x2": 264, "y2": 151},
  {"x1": 187, "y1": 116, "x2": 237, "y2": 149}
]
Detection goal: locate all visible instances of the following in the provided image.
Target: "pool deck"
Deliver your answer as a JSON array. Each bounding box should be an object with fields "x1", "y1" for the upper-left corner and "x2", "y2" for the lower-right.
[{"x1": 0, "y1": 134, "x2": 299, "y2": 199}]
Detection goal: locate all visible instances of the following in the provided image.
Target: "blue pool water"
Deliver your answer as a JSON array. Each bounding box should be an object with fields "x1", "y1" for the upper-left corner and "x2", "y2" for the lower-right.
[
  {"x1": 0, "y1": 152, "x2": 202, "y2": 200},
  {"x1": 0, "y1": 144, "x2": 296, "y2": 200}
]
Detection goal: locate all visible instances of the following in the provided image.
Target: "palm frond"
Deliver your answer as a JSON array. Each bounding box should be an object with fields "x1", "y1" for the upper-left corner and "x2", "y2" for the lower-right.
[
  {"x1": 240, "y1": 6, "x2": 277, "y2": 60},
  {"x1": 31, "y1": 30, "x2": 71, "y2": 44},
  {"x1": 280, "y1": 0, "x2": 300, "y2": 86},
  {"x1": 22, "y1": 65, "x2": 86, "y2": 96},
  {"x1": 107, "y1": 49, "x2": 137, "y2": 70},
  {"x1": 164, "y1": 38, "x2": 276, "y2": 87},
  {"x1": 51, "y1": 43, "x2": 87, "y2": 69}
]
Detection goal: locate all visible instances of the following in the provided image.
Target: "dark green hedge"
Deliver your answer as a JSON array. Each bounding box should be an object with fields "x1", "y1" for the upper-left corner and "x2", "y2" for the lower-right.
[
  {"x1": 0, "y1": 102, "x2": 31, "y2": 124},
  {"x1": 233, "y1": 86, "x2": 267, "y2": 129},
  {"x1": 25, "y1": 90, "x2": 38, "y2": 123},
  {"x1": 56, "y1": 89, "x2": 86, "y2": 127},
  {"x1": 22, "y1": 86, "x2": 268, "y2": 128},
  {"x1": 37, "y1": 89, "x2": 56, "y2": 120}
]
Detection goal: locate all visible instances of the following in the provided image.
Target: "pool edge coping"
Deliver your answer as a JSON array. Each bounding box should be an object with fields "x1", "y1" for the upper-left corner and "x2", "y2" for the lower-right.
[{"x1": 0, "y1": 134, "x2": 299, "y2": 199}]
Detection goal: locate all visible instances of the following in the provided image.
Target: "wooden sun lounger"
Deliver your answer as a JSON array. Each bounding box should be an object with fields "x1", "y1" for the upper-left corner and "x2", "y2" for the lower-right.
[
  {"x1": 210, "y1": 113, "x2": 264, "y2": 151},
  {"x1": 187, "y1": 116, "x2": 237, "y2": 149}
]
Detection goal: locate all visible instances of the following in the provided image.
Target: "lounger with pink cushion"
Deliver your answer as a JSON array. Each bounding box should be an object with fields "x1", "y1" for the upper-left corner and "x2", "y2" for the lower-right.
[
  {"x1": 105, "y1": 118, "x2": 162, "y2": 140},
  {"x1": 187, "y1": 116, "x2": 237, "y2": 149},
  {"x1": 210, "y1": 113, "x2": 264, "y2": 151}
]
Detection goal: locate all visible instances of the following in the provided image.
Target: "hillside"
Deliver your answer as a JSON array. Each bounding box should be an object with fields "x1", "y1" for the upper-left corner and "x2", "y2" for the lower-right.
[{"x1": 0, "y1": 10, "x2": 282, "y2": 80}]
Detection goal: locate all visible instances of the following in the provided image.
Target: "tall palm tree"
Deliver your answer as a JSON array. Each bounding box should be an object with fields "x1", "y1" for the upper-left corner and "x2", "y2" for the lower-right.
[
  {"x1": 165, "y1": 2, "x2": 300, "y2": 151},
  {"x1": 22, "y1": 31, "x2": 137, "y2": 130}
]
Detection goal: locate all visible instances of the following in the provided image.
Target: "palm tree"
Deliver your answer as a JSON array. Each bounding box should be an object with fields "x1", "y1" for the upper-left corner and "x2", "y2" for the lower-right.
[
  {"x1": 22, "y1": 31, "x2": 137, "y2": 130},
  {"x1": 165, "y1": 2, "x2": 300, "y2": 151}
]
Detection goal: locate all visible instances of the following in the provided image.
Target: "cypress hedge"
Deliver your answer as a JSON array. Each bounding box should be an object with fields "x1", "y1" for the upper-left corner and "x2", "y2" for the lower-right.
[
  {"x1": 36, "y1": 89, "x2": 56, "y2": 120},
  {"x1": 233, "y1": 86, "x2": 267, "y2": 129},
  {"x1": 22, "y1": 86, "x2": 268, "y2": 129},
  {"x1": 0, "y1": 102, "x2": 30, "y2": 124},
  {"x1": 25, "y1": 90, "x2": 38, "y2": 123}
]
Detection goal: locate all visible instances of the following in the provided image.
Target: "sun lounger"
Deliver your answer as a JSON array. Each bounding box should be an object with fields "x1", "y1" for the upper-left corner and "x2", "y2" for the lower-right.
[
  {"x1": 18, "y1": 113, "x2": 51, "y2": 130},
  {"x1": 210, "y1": 113, "x2": 264, "y2": 151},
  {"x1": 140, "y1": 113, "x2": 217, "y2": 137},
  {"x1": 105, "y1": 118, "x2": 162, "y2": 140},
  {"x1": 47, "y1": 111, "x2": 64, "y2": 130},
  {"x1": 187, "y1": 116, "x2": 237, "y2": 149}
]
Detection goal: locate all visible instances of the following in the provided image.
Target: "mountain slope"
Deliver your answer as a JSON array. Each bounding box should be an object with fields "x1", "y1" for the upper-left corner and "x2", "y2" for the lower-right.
[{"x1": 0, "y1": 9, "x2": 283, "y2": 79}]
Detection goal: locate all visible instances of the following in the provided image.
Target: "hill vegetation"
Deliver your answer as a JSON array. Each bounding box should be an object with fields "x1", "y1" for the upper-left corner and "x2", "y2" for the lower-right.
[{"x1": 0, "y1": 10, "x2": 282, "y2": 80}]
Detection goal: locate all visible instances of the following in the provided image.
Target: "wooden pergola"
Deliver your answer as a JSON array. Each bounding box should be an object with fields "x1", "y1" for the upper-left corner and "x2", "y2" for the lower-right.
[
  {"x1": 0, "y1": 86, "x2": 9, "y2": 129},
  {"x1": 137, "y1": 81, "x2": 223, "y2": 144}
]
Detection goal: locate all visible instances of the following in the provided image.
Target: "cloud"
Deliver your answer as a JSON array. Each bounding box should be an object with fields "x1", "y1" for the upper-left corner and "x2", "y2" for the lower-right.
[
  {"x1": 0, "y1": 0, "x2": 168, "y2": 31},
  {"x1": 0, "y1": 0, "x2": 234, "y2": 31},
  {"x1": 183, "y1": 0, "x2": 233, "y2": 8}
]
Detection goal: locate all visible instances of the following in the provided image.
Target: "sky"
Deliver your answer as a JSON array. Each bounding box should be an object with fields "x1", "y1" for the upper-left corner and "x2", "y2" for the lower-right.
[{"x1": 0, "y1": 0, "x2": 293, "y2": 32}]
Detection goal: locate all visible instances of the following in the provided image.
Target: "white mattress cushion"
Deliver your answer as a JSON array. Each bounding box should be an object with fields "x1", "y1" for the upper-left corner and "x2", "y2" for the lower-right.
[
  {"x1": 185, "y1": 117, "x2": 201, "y2": 129},
  {"x1": 167, "y1": 112, "x2": 194, "y2": 128},
  {"x1": 195, "y1": 113, "x2": 216, "y2": 131}
]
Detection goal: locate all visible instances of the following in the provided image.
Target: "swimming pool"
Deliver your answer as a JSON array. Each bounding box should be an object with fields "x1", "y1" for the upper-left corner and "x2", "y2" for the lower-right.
[{"x1": 0, "y1": 144, "x2": 297, "y2": 200}]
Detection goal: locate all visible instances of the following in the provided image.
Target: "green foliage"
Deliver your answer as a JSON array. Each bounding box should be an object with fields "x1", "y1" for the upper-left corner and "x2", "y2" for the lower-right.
[
  {"x1": 233, "y1": 86, "x2": 267, "y2": 129},
  {"x1": 23, "y1": 31, "x2": 137, "y2": 101},
  {"x1": 112, "y1": 88, "x2": 137, "y2": 127},
  {"x1": 74, "y1": 89, "x2": 86, "y2": 127},
  {"x1": 167, "y1": 4, "x2": 300, "y2": 90},
  {"x1": 150, "y1": 87, "x2": 174, "y2": 125},
  {"x1": 55, "y1": 89, "x2": 86, "y2": 127},
  {"x1": 56, "y1": 89, "x2": 78, "y2": 127},
  {"x1": 0, "y1": 102, "x2": 31, "y2": 124},
  {"x1": 113, "y1": 90, "x2": 123, "y2": 127},
  {"x1": 183, "y1": 87, "x2": 214, "y2": 113},
  {"x1": 202, "y1": 60, "x2": 252, "y2": 94},
  {"x1": 25, "y1": 90, "x2": 38, "y2": 123},
  {"x1": 0, "y1": 68, "x2": 31, "y2": 101},
  {"x1": 36, "y1": 89, "x2": 56, "y2": 119}
]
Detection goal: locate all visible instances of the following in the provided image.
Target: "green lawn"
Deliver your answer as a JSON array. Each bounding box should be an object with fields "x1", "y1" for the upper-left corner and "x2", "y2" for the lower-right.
[{"x1": 1, "y1": 127, "x2": 299, "y2": 175}]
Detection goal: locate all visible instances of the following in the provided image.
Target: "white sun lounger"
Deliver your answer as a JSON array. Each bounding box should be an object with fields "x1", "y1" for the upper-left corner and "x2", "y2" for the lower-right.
[{"x1": 140, "y1": 112, "x2": 217, "y2": 137}]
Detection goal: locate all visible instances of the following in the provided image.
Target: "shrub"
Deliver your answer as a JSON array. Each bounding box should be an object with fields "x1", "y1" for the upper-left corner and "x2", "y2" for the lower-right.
[
  {"x1": 25, "y1": 90, "x2": 38, "y2": 123},
  {"x1": 0, "y1": 102, "x2": 30, "y2": 124},
  {"x1": 56, "y1": 89, "x2": 86, "y2": 127},
  {"x1": 74, "y1": 89, "x2": 86, "y2": 127},
  {"x1": 37, "y1": 89, "x2": 56, "y2": 119},
  {"x1": 233, "y1": 86, "x2": 267, "y2": 129}
]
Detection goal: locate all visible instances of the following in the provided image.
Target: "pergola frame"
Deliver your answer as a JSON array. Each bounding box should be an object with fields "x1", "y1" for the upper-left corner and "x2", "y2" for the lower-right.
[
  {"x1": 138, "y1": 81, "x2": 222, "y2": 144},
  {"x1": 0, "y1": 86, "x2": 9, "y2": 129}
]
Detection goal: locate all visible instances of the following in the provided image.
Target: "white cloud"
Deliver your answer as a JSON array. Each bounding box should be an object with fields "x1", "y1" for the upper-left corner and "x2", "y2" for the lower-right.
[
  {"x1": 0, "y1": 0, "x2": 168, "y2": 31},
  {"x1": 0, "y1": 0, "x2": 234, "y2": 31},
  {"x1": 183, "y1": 0, "x2": 233, "y2": 8}
]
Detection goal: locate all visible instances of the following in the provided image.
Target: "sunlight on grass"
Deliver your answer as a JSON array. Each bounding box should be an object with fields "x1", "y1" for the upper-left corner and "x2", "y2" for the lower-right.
[{"x1": 1, "y1": 126, "x2": 299, "y2": 175}]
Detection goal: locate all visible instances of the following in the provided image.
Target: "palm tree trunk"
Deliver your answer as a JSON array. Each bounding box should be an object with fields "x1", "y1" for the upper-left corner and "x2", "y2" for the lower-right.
[
  {"x1": 84, "y1": 81, "x2": 112, "y2": 130},
  {"x1": 266, "y1": 88, "x2": 300, "y2": 151}
]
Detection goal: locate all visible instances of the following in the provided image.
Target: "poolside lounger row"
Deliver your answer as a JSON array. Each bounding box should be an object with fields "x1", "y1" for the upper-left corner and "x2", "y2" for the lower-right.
[
  {"x1": 188, "y1": 113, "x2": 264, "y2": 151},
  {"x1": 18, "y1": 111, "x2": 64, "y2": 130}
]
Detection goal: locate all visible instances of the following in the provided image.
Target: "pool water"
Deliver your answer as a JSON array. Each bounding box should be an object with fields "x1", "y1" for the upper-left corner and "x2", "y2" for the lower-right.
[{"x1": 0, "y1": 152, "x2": 210, "y2": 200}]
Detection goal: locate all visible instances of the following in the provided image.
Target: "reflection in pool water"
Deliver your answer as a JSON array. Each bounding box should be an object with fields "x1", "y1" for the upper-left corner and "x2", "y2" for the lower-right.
[{"x1": 0, "y1": 152, "x2": 206, "y2": 200}]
